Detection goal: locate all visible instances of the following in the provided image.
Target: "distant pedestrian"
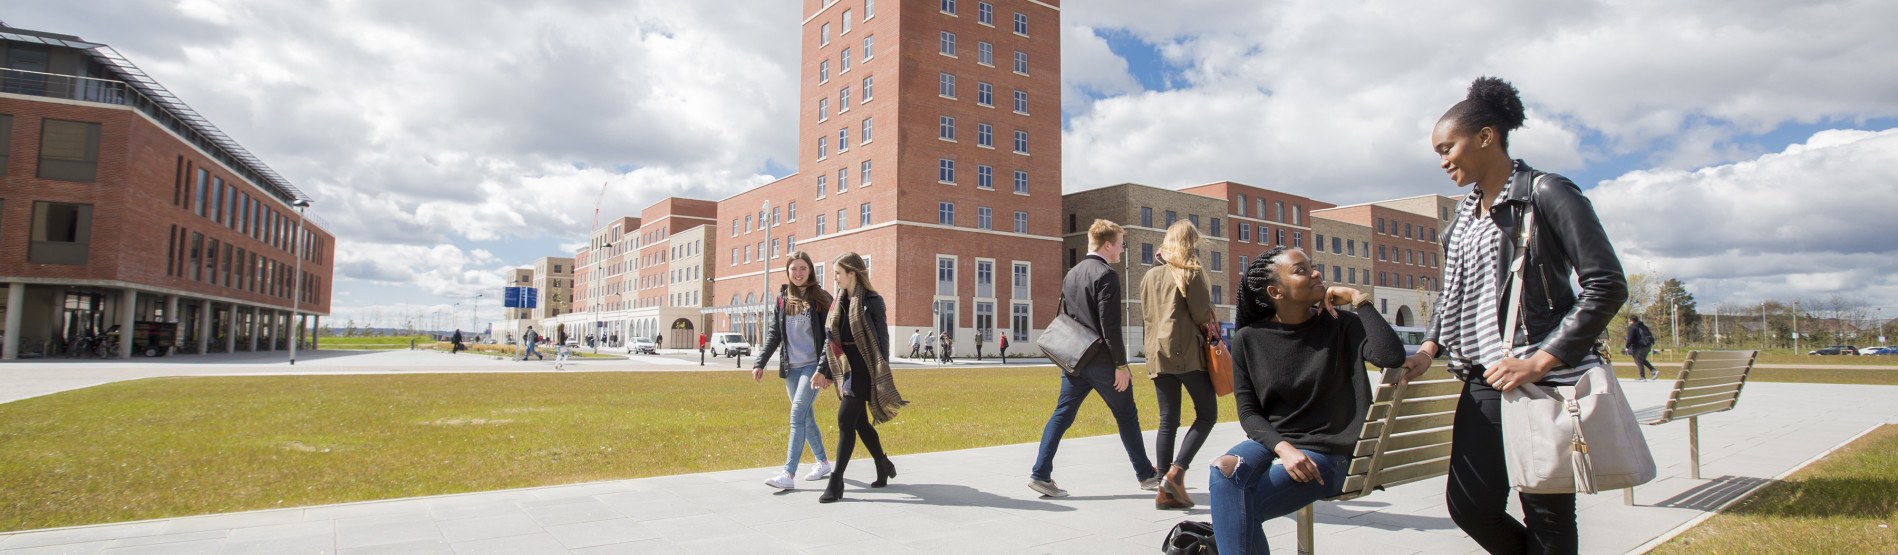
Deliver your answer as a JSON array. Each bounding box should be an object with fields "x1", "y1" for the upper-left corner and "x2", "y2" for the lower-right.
[
  {"x1": 908, "y1": 330, "x2": 922, "y2": 359},
  {"x1": 1000, "y1": 333, "x2": 1010, "y2": 363},
  {"x1": 974, "y1": 332, "x2": 985, "y2": 359},
  {"x1": 811, "y1": 251, "x2": 908, "y2": 502},
  {"x1": 451, "y1": 329, "x2": 465, "y2": 354},
  {"x1": 555, "y1": 341, "x2": 571, "y2": 370},
  {"x1": 1028, "y1": 219, "x2": 1156, "y2": 498},
  {"x1": 940, "y1": 332, "x2": 953, "y2": 363},
  {"x1": 522, "y1": 327, "x2": 543, "y2": 361},
  {"x1": 1626, "y1": 316, "x2": 1658, "y2": 381},
  {"x1": 752, "y1": 251, "x2": 836, "y2": 490},
  {"x1": 924, "y1": 331, "x2": 937, "y2": 360}
]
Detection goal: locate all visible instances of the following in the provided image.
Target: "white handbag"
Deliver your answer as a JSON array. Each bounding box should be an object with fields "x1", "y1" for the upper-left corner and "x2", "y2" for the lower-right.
[{"x1": 1498, "y1": 181, "x2": 1657, "y2": 495}]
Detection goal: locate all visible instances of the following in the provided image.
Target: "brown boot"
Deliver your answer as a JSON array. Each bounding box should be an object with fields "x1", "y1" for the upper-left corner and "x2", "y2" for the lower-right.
[{"x1": 1156, "y1": 466, "x2": 1194, "y2": 509}]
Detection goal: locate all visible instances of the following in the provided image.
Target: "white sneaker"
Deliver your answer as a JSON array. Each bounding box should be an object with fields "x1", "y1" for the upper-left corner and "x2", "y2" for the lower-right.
[
  {"x1": 803, "y1": 461, "x2": 832, "y2": 481},
  {"x1": 764, "y1": 472, "x2": 796, "y2": 490}
]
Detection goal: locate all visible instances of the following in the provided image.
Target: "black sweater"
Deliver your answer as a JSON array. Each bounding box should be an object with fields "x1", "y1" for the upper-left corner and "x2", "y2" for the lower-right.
[{"x1": 1231, "y1": 306, "x2": 1407, "y2": 457}]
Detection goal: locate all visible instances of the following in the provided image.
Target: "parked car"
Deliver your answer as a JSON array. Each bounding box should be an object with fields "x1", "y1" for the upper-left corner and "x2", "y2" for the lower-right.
[
  {"x1": 1869, "y1": 346, "x2": 1898, "y2": 356},
  {"x1": 1858, "y1": 346, "x2": 1892, "y2": 355},
  {"x1": 708, "y1": 332, "x2": 752, "y2": 358},
  {"x1": 628, "y1": 337, "x2": 657, "y2": 354},
  {"x1": 1808, "y1": 345, "x2": 1859, "y2": 355}
]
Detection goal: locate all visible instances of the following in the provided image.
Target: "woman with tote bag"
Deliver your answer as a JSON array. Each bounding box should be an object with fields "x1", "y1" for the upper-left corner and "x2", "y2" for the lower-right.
[
  {"x1": 1137, "y1": 221, "x2": 1217, "y2": 510},
  {"x1": 1399, "y1": 77, "x2": 1632, "y2": 555}
]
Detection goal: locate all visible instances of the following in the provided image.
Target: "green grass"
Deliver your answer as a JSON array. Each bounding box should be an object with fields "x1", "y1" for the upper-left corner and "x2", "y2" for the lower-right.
[
  {"x1": 0, "y1": 365, "x2": 1236, "y2": 532},
  {"x1": 1655, "y1": 424, "x2": 1898, "y2": 554}
]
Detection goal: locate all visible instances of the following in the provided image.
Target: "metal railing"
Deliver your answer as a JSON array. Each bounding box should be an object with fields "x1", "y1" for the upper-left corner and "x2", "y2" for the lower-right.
[{"x1": 0, "y1": 67, "x2": 134, "y2": 104}]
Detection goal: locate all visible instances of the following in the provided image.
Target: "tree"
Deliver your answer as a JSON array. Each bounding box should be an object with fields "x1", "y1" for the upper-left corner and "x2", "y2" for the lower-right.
[
  {"x1": 342, "y1": 319, "x2": 358, "y2": 338},
  {"x1": 1643, "y1": 278, "x2": 1700, "y2": 344}
]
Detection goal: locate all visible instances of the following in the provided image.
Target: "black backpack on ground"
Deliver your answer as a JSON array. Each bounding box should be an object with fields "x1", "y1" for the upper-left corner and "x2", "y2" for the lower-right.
[{"x1": 1162, "y1": 520, "x2": 1216, "y2": 554}]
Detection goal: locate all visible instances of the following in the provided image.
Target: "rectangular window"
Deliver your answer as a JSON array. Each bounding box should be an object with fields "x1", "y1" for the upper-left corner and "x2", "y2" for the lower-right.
[
  {"x1": 821, "y1": 22, "x2": 831, "y2": 46},
  {"x1": 861, "y1": 202, "x2": 872, "y2": 226},
  {"x1": 772, "y1": 238, "x2": 780, "y2": 258},
  {"x1": 818, "y1": 97, "x2": 828, "y2": 121},
  {"x1": 1012, "y1": 303, "x2": 1030, "y2": 342},
  {"x1": 28, "y1": 202, "x2": 92, "y2": 264},
  {"x1": 239, "y1": 194, "x2": 251, "y2": 234},
  {"x1": 978, "y1": 2, "x2": 993, "y2": 24},
  {"x1": 1210, "y1": 217, "x2": 1223, "y2": 237},
  {"x1": 1377, "y1": 217, "x2": 1386, "y2": 233},
  {"x1": 1141, "y1": 207, "x2": 1153, "y2": 228},
  {"x1": 817, "y1": 175, "x2": 827, "y2": 198},
  {"x1": 817, "y1": 136, "x2": 827, "y2": 159},
  {"x1": 838, "y1": 168, "x2": 849, "y2": 192},
  {"x1": 1012, "y1": 170, "x2": 1027, "y2": 194},
  {"x1": 1275, "y1": 201, "x2": 1285, "y2": 222},
  {"x1": 1141, "y1": 243, "x2": 1155, "y2": 265},
  {"x1": 212, "y1": 179, "x2": 225, "y2": 224},
  {"x1": 1316, "y1": 234, "x2": 1326, "y2": 252},
  {"x1": 166, "y1": 225, "x2": 178, "y2": 276},
  {"x1": 978, "y1": 206, "x2": 993, "y2": 230},
  {"x1": 1013, "y1": 51, "x2": 1027, "y2": 74},
  {"x1": 1012, "y1": 263, "x2": 1030, "y2": 298},
  {"x1": 1165, "y1": 210, "x2": 1178, "y2": 227},
  {"x1": 1332, "y1": 236, "x2": 1342, "y2": 253},
  {"x1": 222, "y1": 243, "x2": 234, "y2": 287},
  {"x1": 731, "y1": 219, "x2": 739, "y2": 237},
  {"x1": 1239, "y1": 223, "x2": 1251, "y2": 242},
  {"x1": 937, "y1": 257, "x2": 956, "y2": 296},
  {"x1": 194, "y1": 169, "x2": 208, "y2": 216},
  {"x1": 861, "y1": 117, "x2": 873, "y2": 143},
  {"x1": 977, "y1": 82, "x2": 993, "y2": 106},
  {"x1": 0, "y1": 115, "x2": 12, "y2": 175},
  {"x1": 838, "y1": 127, "x2": 849, "y2": 151},
  {"x1": 977, "y1": 123, "x2": 993, "y2": 147},
  {"x1": 819, "y1": 60, "x2": 829, "y2": 83},
  {"x1": 37, "y1": 119, "x2": 101, "y2": 182},
  {"x1": 978, "y1": 41, "x2": 995, "y2": 66},
  {"x1": 1014, "y1": 211, "x2": 1028, "y2": 234},
  {"x1": 840, "y1": 87, "x2": 851, "y2": 110},
  {"x1": 861, "y1": 160, "x2": 873, "y2": 186},
  {"x1": 863, "y1": 34, "x2": 874, "y2": 59},
  {"x1": 939, "y1": 158, "x2": 956, "y2": 183},
  {"x1": 1213, "y1": 285, "x2": 1224, "y2": 305},
  {"x1": 1379, "y1": 244, "x2": 1388, "y2": 261},
  {"x1": 205, "y1": 239, "x2": 219, "y2": 285},
  {"x1": 1014, "y1": 12, "x2": 1028, "y2": 35},
  {"x1": 1013, "y1": 90, "x2": 1028, "y2": 113},
  {"x1": 1293, "y1": 231, "x2": 1303, "y2": 249},
  {"x1": 862, "y1": 75, "x2": 874, "y2": 101},
  {"x1": 817, "y1": 214, "x2": 827, "y2": 236},
  {"x1": 189, "y1": 232, "x2": 204, "y2": 281},
  {"x1": 939, "y1": 115, "x2": 956, "y2": 140},
  {"x1": 940, "y1": 32, "x2": 956, "y2": 56},
  {"x1": 841, "y1": 48, "x2": 852, "y2": 73},
  {"x1": 1239, "y1": 255, "x2": 1249, "y2": 270},
  {"x1": 842, "y1": 9, "x2": 853, "y2": 32},
  {"x1": 977, "y1": 261, "x2": 994, "y2": 298},
  {"x1": 941, "y1": 0, "x2": 957, "y2": 14},
  {"x1": 1347, "y1": 239, "x2": 1356, "y2": 256},
  {"x1": 977, "y1": 165, "x2": 992, "y2": 189},
  {"x1": 939, "y1": 202, "x2": 956, "y2": 225},
  {"x1": 939, "y1": 73, "x2": 956, "y2": 98},
  {"x1": 1211, "y1": 252, "x2": 1224, "y2": 272},
  {"x1": 1236, "y1": 194, "x2": 1248, "y2": 217},
  {"x1": 865, "y1": 0, "x2": 875, "y2": 19},
  {"x1": 1258, "y1": 199, "x2": 1268, "y2": 220},
  {"x1": 1013, "y1": 130, "x2": 1028, "y2": 153}
]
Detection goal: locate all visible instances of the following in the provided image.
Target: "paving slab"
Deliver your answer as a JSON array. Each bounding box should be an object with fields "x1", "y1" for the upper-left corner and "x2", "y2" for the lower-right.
[{"x1": 0, "y1": 374, "x2": 1892, "y2": 553}]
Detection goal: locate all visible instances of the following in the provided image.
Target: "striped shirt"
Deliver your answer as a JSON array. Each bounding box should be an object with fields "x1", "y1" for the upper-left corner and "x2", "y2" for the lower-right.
[{"x1": 1437, "y1": 178, "x2": 1595, "y2": 386}]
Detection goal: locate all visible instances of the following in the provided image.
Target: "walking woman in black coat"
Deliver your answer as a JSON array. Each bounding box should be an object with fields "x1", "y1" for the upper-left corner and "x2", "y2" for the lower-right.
[{"x1": 811, "y1": 252, "x2": 909, "y2": 502}]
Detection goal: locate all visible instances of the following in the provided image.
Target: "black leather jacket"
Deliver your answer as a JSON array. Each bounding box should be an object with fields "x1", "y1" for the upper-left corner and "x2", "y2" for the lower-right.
[
  {"x1": 818, "y1": 291, "x2": 889, "y2": 387},
  {"x1": 754, "y1": 285, "x2": 830, "y2": 379},
  {"x1": 1424, "y1": 161, "x2": 1628, "y2": 370}
]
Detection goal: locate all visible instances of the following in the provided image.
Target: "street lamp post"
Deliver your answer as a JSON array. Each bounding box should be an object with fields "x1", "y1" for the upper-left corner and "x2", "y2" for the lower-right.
[{"x1": 288, "y1": 199, "x2": 310, "y2": 365}]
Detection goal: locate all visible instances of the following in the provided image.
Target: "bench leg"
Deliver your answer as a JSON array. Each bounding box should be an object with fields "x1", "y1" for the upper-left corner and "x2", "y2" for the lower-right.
[
  {"x1": 1624, "y1": 487, "x2": 1634, "y2": 506},
  {"x1": 1297, "y1": 504, "x2": 1315, "y2": 555},
  {"x1": 1689, "y1": 416, "x2": 1701, "y2": 480}
]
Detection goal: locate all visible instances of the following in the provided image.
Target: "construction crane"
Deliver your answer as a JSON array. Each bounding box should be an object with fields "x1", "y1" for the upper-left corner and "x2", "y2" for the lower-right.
[{"x1": 590, "y1": 181, "x2": 609, "y2": 232}]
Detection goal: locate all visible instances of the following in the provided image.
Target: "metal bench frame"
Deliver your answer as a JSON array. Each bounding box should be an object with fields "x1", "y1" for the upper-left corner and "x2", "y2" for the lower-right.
[
  {"x1": 1295, "y1": 366, "x2": 1462, "y2": 554},
  {"x1": 1624, "y1": 349, "x2": 1758, "y2": 505}
]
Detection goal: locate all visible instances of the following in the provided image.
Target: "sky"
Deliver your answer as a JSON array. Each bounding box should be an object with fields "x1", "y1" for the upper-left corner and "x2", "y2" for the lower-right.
[{"x1": 12, "y1": 0, "x2": 1897, "y2": 331}]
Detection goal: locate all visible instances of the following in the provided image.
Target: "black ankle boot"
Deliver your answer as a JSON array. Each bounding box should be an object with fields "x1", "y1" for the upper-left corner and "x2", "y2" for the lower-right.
[
  {"x1": 871, "y1": 458, "x2": 896, "y2": 488},
  {"x1": 819, "y1": 476, "x2": 844, "y2": 503}
]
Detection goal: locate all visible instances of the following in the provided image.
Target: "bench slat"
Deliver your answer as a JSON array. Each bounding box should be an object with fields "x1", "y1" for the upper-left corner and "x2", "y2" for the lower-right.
[
  {"x1": 1355, "y1": 438, "x2": 1380, "y2": 458},
  {"x1": 1388, "y1": 412, "x2": 1457, "y2": 435},
  {"x1": 1678, "y1": 373, "x2": 1746, "y2": 391},
  {"x1": 1359, "y1": 421, "x2": 1384, "y2": 440},
  {"x1": 1371, "y1": 458, "x2": 1453, "y2": 488},
  {"x1": 1399, "y1": 379, "x2": 1466, "y2": 400},
  {"x1": 1634, "y1": 405, "x2": 1668, "y2": 424},
  {"x1": 1365, "y1": 403, "x2": 1391, "y2": 423},
  {"x1": 1684, "y1": 350, "x2": 1757, "y2": 362},
  {"x1": 1338, "y1": 474, "x2": 1368, "y2": 498},
  {"x1": 1665, "y1": 401, "x2": 1737, "y2": 420},
  {"x1": 1381, "y1": 428, "x2": 1455, "y2": 452},
  {"x1": 1679, "y1": 364, "x2": 1750, "y2": 380},
  {"x1": 1353, "y1": 443, "x2": 1453, "y2": 475},
  {"x1": 1677, "y1": 381, "x2": 1745, "y2": 401},
  {"x1": 1670, "y1": 393, "x2": 1740, "y2": 415},
  {"x1": 1394, "y1": 396, "x2": 1460, "y2": 418}
]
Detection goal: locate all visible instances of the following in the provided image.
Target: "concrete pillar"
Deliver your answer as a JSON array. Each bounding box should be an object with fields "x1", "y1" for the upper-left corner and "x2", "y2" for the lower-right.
[
  {"x1": 165, "y1": 295, "x2": 179, "y2": 356},
  {"x1": 224, "y1": 303, "x2": 238, "y2": 354},
  {"x1": 264, "y1": 310, "x2": 276, "y2": 351},
  {"x1": 119, "y1": 288, "x2": 137, "y2": 359},
  {"x1": 311, "y1": 315, "x2": 319, "y2": 351},
  {"x1": 3, "y1": 284, "x2": 23, "y2": 360},
  {"x1": 197, "y1": 301, "x2": 212, "y2": 355},
  {"x1": 248, "y1": 306, "x2": 260, "y2": 352}
]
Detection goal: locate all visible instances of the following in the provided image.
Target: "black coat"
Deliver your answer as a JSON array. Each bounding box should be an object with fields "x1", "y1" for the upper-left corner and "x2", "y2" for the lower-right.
[
  {"x1": 1425, "y1": 161, "x2": 1629, "y2": 368},
  {"x1": 818, "y1": 290, "x2": 889, "y2": 386},
  {"x1": 1061, "y1": 253, "x2": 1127, "y2": 370},
  {"x1": 754, "y1": 285, "x2": 831, "y2": 378}
]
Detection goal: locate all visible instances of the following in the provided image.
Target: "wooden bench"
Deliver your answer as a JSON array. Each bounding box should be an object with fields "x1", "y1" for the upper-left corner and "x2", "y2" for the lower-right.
[
  {"x1": 1296, "y1": 366, "x2": 1462, "y2": 554},
  {"x1": 1623, "y1": 349, "x2": 1758, "y2": 505}
]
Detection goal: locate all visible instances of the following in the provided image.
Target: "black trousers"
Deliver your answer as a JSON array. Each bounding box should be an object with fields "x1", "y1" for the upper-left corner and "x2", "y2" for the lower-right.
[
  {"x1": 1631, "y1": 347, "x2": 1657, "y2": 379},
  {"x1": 1153, "y1": 371, "x2": 1217, "y2": 473},
  {"x1": 827, "y1": 348, "x2": 888, "y2": 492},
  {"x1": 1446, "y1": 379, "x2": 1578, "y2": 555}
]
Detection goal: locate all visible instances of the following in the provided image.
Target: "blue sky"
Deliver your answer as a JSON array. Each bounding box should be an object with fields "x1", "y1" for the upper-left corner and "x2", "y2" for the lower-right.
[{"x1": 14, "y1": 1, "x2": 1898, "y2": 331}]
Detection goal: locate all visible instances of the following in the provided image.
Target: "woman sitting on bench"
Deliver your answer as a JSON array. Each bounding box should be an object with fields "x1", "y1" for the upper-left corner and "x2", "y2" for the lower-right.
[{"x1": 1209, "y1": 246, "x2": 1407, "y2": 555}]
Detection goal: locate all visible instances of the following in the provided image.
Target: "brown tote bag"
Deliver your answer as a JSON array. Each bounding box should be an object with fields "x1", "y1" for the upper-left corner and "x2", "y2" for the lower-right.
[{"x1": 1204, "y1": 316, "x2": 1234, "y2": 396}]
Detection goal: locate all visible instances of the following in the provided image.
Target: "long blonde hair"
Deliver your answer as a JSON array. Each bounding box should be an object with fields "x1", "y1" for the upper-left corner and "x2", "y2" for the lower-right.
[
  {"x1": 832, "y1": 251, "x2": 875, "y2": 294},
  {"x1": 782, "y1": 251, "x2": 832, "y2": 314},
  {"x1": 1159, "y1": 221, "x2": 1202, "y2": 271}
]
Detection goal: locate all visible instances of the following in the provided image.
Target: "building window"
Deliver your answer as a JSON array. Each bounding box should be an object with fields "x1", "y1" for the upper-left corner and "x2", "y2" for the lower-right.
[
  {"x1": 863, "y1": 34, "x2": 875, "y2": 59},
  {"x1": 1012, "y1": 263, "x2": 1030, "y2": 298},
  {"x1": 1013, "y1": 90, "x2": 1028, "y2": 113},
  {"x1": 1379, "y1": 244, "x2": 1388, "y2": 261},
  {"x1": 1293, "y1": 205, "x2": 1303, "y2": 225},
  {"x1": 1014, "y1": 12, "x2": 1028, "y2": 35},
  {"x1": 1165, "y1": 210, "x2": 1178, "y2": 227},
  {"x1": 1013, "y1": 130, "x2": 1028, "y2": 153},
  {"x1": 862, "y1": 76, "x2": 874, "y2": 102},
  {"x1": 819, "y1": 60, "x2": 829, "y2": 84},
  {"x1": 817, "y1": 136, "x2": 827, "y2": 159},
  {"x1": 977, "y1": 206, "x2": 993, "y2": 230},
  {"x1": 838, "y1": 168, "x2": 849, "y2": 192},
  {"x1": 1236, "y1": 194, "x2": 1248, "y2": 217},
  {"x1": 1009, "y1": 211, "x2": 1026, "y2": 234},
  {"x1": 1012, "y1": 303, "x2": 1030, "y2": 341},
  {"x1": 1315, "y1": 234, "x2": 1326, "y2": 252},
  {"x1": 840, "y1": 87, "x2": 851, "y2": 110},
  {"x1": 1013, "y1": 51, "x2": 1027, "y2": 74},
  {"x1": 1211, "y1": 252, "x2": 1223, "y2": 272},
  {"x1": 1275, "y1": 201, "x2": 1285, "y2": 222},
  {"x1": 939, "y1": 202, "x2": 956, "y2": 226},
  {"x1": 862, "y1": 117, "x2": 873, "y2": 142},
  {"x1": 212, "y1": 178, "x2": 225, "y2": 224},
  {"x1": 1406, "y1": 222, "x2": 1414, "y2": 239},
  {"x1": 1347, "y1": 239, "x2": 1356, "y2": 256},
  {"x1": 977, "y1": 261, "x2": 994, "y2": 298},
  {"x1": 978, "y1": 2, "x2": 993, "y2": 24},
  {"x1": 977, "y1": 123, "x2": 993, "y2": 147},
  {"x1": 937, "y1": 257, "x2": 957, "y2": 296},
  {"x1": 861, "y1": 160, "x2": 873, "y2": 186},
  {"x1": 789, "y1": 201, "x2": 797, "y2": 221},
  {"x1": 1293, "y1": 231, "x2": 1303, "y2": 249},
  {"x1": 838, "y1": 127, "x2": 849, "y2": 151},
  {"x1": 842, "y1": 9, "x2": 853, "y2": 31},
  {"x1": 1013, "y1": 170, "x2": 1027, "y2": 194},
  {"x1": 1332, "y1": 236, "x2": 1342, "y2": 253},
  {"x1": 939, "y1": 158, "x2": 956, "y2": 183},
  {"x1": 939, "y1": 115, "x2": 956, "y2": 140},
  {"x1": 977, "y1": 82, "x2": 993, "y2": 106},
  {"x1": 1213, "y1": 285, "x2": 1224, "y2": 305},
  {"x1": 977, "y1": 165, "x2": 993, "y2": 189},
  {"x1": 1141, "y1": 207, "x2": 1153, "y2": 228},
  {"x1": 0, "y1": 115, "x2": 11, "y2": 175},
  {"x1": 817, "y1": 214, "x2": 827, "y2": 235},
  {"x1": 939, "y1": 73, "x2": 956, "y2": 98},
  {"x1": 28, "y1": 202, "x2": 92, "y2": 264},
  {"x1": 817, "y1": 175, "x2": 827, "y2": 198},
  {"x1": 1210, "y1": 217, "x2": 1222, "y2": 237},
  {"x1": 940, "y1": 31, "x2": 956, "y2": 56},
  {"x1": 38, "y1": 119, "x2": 100, "y2": 182},
  {"x1": 941, "y1": 0, "x2": 957, "y2": 15},
  {"x1": 1141, "y1": 243, "x2": 1155, "y2": 265},
  {"x1": 1239, "y1": 255, "x2": 1248, "y2": 269},
  {"x1": 1377, "y1": 217, "x2": 1387, "y2": 233},
  {"x1": 861, "y1": 202, "x2": 872, "y2": 226},
  {"x1": 865, "y1": 0, "x2": 875, "y2": 18},
  {"x1": 821, "y1": 22, "x2": 831, "y2": 45},
  {"x1": 818, "y1": 97, "x2": 828, "y2": 121},
  {"x1": 1334, "y1": 266, "x2": 1342, "y2": 283},
  {"x1": 841, "y1": 48, "x2": 852, "y2": 73}
]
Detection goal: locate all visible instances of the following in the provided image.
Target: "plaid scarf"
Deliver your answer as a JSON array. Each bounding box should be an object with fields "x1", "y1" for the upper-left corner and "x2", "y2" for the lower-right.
[{"x1": 825, "y1": 287, "x2": 910, "y2": 424}]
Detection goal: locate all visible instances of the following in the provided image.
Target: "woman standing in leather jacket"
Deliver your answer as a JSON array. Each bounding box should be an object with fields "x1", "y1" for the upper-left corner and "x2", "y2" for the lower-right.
[
  {"x1": 752, "y1": 252, "x2": 834, "y2": 490},
  {"x1": 812, "y1": 252, "x2": 908, "y2": 502},
  {"x1": 1402, "y1": 77, "x2": 1628, "y2": 554}
]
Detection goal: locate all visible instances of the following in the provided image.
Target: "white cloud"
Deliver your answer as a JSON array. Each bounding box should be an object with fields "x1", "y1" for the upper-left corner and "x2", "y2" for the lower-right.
[
  {"x1": 1060, "y1": 25, "x2": 1142, "y2": 116},
  {"x1": 1592, "y1": 128, "x2": 1898, "y2": 305}
]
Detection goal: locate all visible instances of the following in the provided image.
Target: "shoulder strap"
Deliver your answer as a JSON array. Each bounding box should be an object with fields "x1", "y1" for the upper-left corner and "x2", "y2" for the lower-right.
[{"x1": 1501, "y1": 175, "x2": 1544, "y2": 349}]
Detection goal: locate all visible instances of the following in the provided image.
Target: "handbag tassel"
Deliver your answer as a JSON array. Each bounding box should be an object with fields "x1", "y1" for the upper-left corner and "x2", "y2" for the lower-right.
[{"x1": 1567, "y1": 399, "x2": 1597, "y2": 494}]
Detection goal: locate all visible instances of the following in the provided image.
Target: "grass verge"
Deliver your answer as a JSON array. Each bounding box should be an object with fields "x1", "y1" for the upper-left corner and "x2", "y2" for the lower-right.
[
  {"x1": 1654, "y1": 424, "x2": 1897, "y2": 554},
  {"x1": 0, "y1": 365, "x2": 1234, "y2": 532},
  {"x1": 1611, "y1": 366, "x2": 1898, "y2": 386}
]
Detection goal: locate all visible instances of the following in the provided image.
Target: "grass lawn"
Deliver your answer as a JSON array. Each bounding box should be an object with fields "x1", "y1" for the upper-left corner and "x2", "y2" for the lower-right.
[
  {"x1": 1654, "y1": 424, "x2": 1898, "y2": 554},
  {"x1": 1611, "y1": 365, "x2": 1898, "y2": 386},
  {"x1": 0, "y1": 365, "x2": 1237, "y2": 532}
]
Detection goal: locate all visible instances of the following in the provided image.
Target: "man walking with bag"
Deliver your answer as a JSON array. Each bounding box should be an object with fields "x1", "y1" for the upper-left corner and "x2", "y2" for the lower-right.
[
  {"x1": 1626, "y1": 316, "x2": 1658, "y2": 381},
  {"x1": 1028, "y1": 219, "x2": 1159, "y2": 497}
]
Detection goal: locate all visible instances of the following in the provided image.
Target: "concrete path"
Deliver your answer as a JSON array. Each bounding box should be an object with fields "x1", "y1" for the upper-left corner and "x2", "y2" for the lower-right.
[{"x1": 1, "y1": 376, "x2": 1892, "y2": 554}]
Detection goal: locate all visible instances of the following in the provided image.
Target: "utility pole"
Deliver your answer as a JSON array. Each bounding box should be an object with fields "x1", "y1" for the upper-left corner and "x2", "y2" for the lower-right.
[{"x1": 1793, "y1": 300, "x2": 1801, "y2": 355}]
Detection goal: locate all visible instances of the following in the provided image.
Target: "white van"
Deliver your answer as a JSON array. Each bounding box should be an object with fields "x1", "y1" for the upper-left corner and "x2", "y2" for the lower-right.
[
  {"x1": 1392, "y1": 326, "x2": 1427, "y2": 357},
  {"x1": 708, "y1": 332, "x2": 752, "y2": 358}
]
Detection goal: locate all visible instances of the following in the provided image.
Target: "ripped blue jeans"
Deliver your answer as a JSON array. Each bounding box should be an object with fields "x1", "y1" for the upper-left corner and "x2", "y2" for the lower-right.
[{"x1": 1207, "y1": 440, "x2": 1347, "y2": 555}]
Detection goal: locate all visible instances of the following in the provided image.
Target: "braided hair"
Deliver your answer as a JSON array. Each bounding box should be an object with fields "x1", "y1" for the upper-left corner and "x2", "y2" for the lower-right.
[
  {"x1": 1440, "y1": 76, "x2": 1527, "y2": 151},
  {"x1": 1234, "y1": 246, "x2": 1296, "y2": 328}
]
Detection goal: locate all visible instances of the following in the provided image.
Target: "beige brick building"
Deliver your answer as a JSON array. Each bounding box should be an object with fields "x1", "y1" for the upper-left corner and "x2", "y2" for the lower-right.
[{"x1": 1061, "y1": 182, "x2": 1233, "y2": 355}]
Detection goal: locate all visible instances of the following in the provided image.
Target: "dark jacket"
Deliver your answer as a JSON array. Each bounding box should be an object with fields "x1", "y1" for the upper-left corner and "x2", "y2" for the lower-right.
[
  {"x1": 1424, "y1": 161, "x2": 1629, "y2": 369},
  {"x1": 1061, "y1": 253, "x2": 1128, "y2": 370},
  {"x1": 1625, "y1": 321, "x2": 1654, "y2": 350},
  {"x1": 818, "y1": 290, "x2": 889, "y2": 385},
  {"x1": 754, "y1": 285, "x2": 830, "y2": 378}
]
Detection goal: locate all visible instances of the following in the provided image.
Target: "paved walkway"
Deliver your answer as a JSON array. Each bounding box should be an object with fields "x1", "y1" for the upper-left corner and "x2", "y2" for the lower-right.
[{"x1": 0, "y1": 368, "x2": 1892, "y2": 554}]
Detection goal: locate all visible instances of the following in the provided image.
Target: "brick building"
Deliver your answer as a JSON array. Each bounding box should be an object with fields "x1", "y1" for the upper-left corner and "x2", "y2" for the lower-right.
[
  {"x1": 1309, "y1": 200, "x2": 1446, "y2": 327},
  {"x1": 1, "y1": 24, "x2": 335, "y2": 360},
  {"x1": 1309, "y1": 215, "x2": 1374, "y2": 296},
  {"x1": 706, "y1": 0, "x2": 1064, "y2": 354},
  {"x1": 1061, "y1": 182, "x2": 1232, "y2": 354},
  {"x1": 1179, "y1": 181, "x2": 1334, "y2": 308}
]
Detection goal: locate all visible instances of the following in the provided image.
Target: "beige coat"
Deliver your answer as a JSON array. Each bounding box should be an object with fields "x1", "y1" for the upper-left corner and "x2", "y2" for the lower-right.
[{"x1": 1138, "y1": 263, "x2": 1214, "y2": 377}]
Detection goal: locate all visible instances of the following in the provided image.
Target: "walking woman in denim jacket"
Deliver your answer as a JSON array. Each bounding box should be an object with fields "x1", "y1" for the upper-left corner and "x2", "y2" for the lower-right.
[{"x1": 753, "y1": 251, "x2": 835, "y2": 490}]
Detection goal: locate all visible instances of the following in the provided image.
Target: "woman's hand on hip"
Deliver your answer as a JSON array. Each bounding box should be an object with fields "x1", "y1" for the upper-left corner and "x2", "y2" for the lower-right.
[{"x1": 1274, "y1": 442, "x2": 1324, "y2": 485}]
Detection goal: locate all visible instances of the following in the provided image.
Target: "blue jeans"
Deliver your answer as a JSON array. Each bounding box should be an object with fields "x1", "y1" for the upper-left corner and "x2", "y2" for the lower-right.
[
  {"x1": 522, "y1": 342, "x2": 541, "y2": 360},
  {"x1": 1030, "y1": 364, "x2": 1155, "y2": 483},
  {"x1": 782, "y1": 363, "x2": 827, "y2": 474},
  {"x1": 1208, "y1": 440, "x2": 1347, "y2": 555}
]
